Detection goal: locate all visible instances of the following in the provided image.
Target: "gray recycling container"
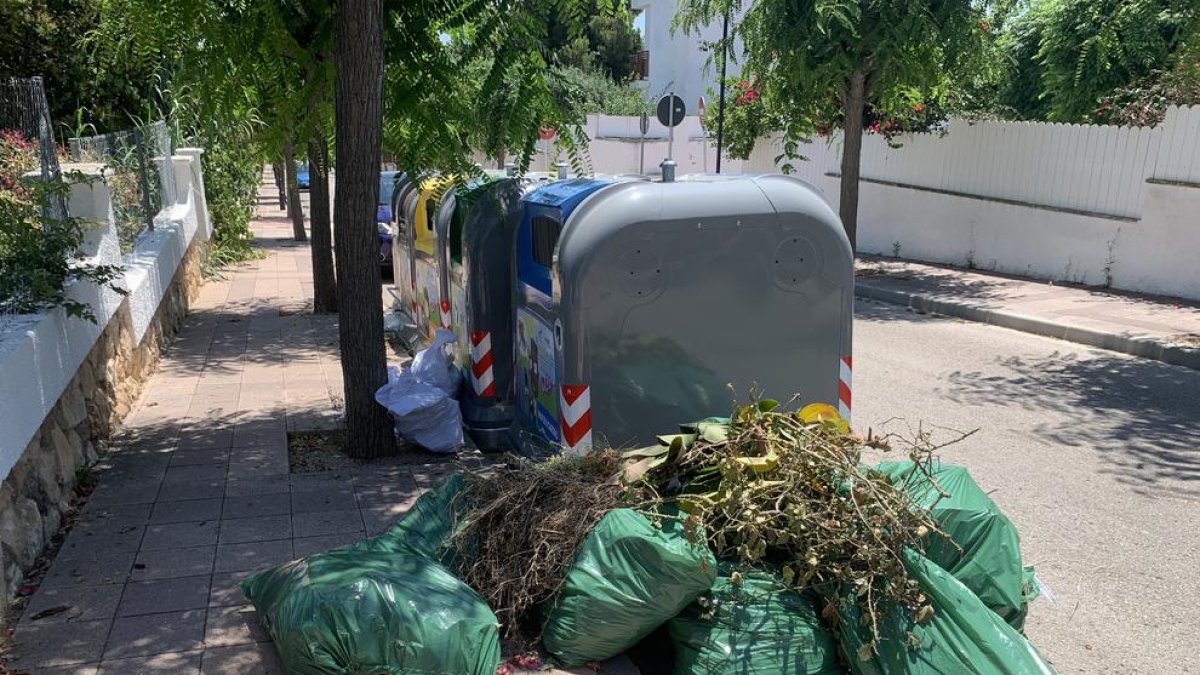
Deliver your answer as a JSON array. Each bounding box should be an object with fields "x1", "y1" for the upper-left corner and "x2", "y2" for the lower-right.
[
  {"x1": 391, "y1": 178, "x2": 420, "y2": 321},
  {"x1": 513, "y1": 174, "x2": 854, "y2": 454},
  {"x1": 436, "y1": 176, "x2": 531, "y2": 450}
]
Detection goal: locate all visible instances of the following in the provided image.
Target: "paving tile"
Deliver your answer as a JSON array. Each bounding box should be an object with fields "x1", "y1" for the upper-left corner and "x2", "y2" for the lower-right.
[
  {"x1": 214, "y1": 540, "x2": 294, "y2": 573},
  {"x1": 292, "y1": 532, "x2": 366, "y2": 558},
  {"x1": 131, "y1": 545, "x2": 215, "y2": 581},
  {"x1": 78, "y1": 502, "x2": 154, "y2": 527},
  {"x1": 204, "y1": 605, "x2": 271, "y2": 647},
  {"x1": 7, "y1": 619, "x2": 110, "y2": 669},
  {"x1": 176, "y1": 429, "x2": 235, "y2": 452},
  {"x1": 93, "y1": 455, "x2": 172, "y2": 482},
  {"x1": 141, "y1": 520, "x2": 220, "y2": 551},
  {"x1": 221, "y1": 493, "x2": 291, "y2": 519},
  {"x1": 227, "y1": 456, "x2": 289, "y2": 475},
  {"x1": 118, "y1": 575, "x2": 211, "y2": 616},
  {"x1": 291, "y1": 509, "x2": 363, "y2": 538},
  {"x1": 409, "y1": 464, "x2": 460, "y2": 487},
  {"x1": 40, "y1": 552, "x2": 135, "y2": 588},
  {"x1": 87, "y1": 479, "x2": 162, "y2": 507},
  {"x1": 224, "y1": 473, "x2": 289, "y2": 497},
  {"x1": 199, "y1": 643, "x2": 285, "y2": 675},
  {"x1": 208, "y1": 571, "x2": 253, "y2": 608},
  {"x1": 22, "y1": 583, "x2": 124, "y2": 624},
  {"x1": 158, "y1": 479, "x2": 225, "y2": 502},
  {"x1": 351, "y1": 463, "x2": 415, "y2": 486},
  {"x1": 38, "y1": 663, "x2": 100, "y2": 675},
  {"x1": 170, "y1": 448, "x2": 232, "y2": 466},
  {"x1": 103, "y1": 610, "x2": 206, "y2": 660},
  {"x1": 289, "y1": 486, "x2": 356, "y2": 513},
  {"x1": 355, "y1": 482, "x2": 422, "y2": 508},
  {"x1": 217, "y1": 515, "x2": 292, "y2": 545},
  {"x1": 151, "y1": 498, "x2": 224, "y2": 524},
  {"x1": 163, "y1": 464, "x2": 229, "y2": 484},
  {"x1": 58, "y1": 523, "x2": 146, "y2": 560},
  {"x1": 360, "y1": 504, "x2": 410, "y2": 536},
  {"x1": 97, "y1": 651, "x2": 203, "y2": 675}
]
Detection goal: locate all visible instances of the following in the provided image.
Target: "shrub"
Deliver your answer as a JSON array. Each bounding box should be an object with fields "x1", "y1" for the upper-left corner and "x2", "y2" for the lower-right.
[{"x1": 1, "y1": 128, "x2": 125, "y2": 320}]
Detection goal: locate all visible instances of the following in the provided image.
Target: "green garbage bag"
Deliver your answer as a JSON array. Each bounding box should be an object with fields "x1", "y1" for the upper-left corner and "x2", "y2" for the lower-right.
[
  {"x1": 876, "y1": 461, "x2": 1029, "y2": 629},
  {"x1": 240, "y1": 546, "x2": 501, "y2": 675},
  {"x1": 542, "y1": 508, "x2": 718, "y2": 667},
  {"x1": 668, "y1": 568, "x2": 843, "y2": 675},
  {"x1": 837, "y1": 549, "x2": 1056, "y2": 675},
  {"x1": 368, "y1": 472, "x2": 464, "y2": 561}
]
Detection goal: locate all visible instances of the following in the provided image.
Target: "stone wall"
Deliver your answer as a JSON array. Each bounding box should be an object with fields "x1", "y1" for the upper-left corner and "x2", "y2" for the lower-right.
[
  {"x1": 0, "y1": 151, "x2": 209, "y2": 621},
  {"x1": 0, "y1": 237, "x2": 203, "y2": 616}
]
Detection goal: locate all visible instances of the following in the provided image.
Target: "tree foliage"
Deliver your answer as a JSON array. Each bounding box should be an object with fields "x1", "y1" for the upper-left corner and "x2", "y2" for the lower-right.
[
  {"x1": 543, "y1": 0, "x2": 643, "y2": 80},
  {"x1": 0, "y1": 0, "x2": 161, "y2": 132},
  {"x1": 998, "y1": 0, "x2": 1195, "y2": 121},
  {"x1": 676, "y1": 0, "x2": 987, "y2": 247},
  {"x1": 998, "y1": 0, "x2": 1198, "y2": 122},
  {"x1": 0, "y1": 137, "x2": 125, "y2": 320}
]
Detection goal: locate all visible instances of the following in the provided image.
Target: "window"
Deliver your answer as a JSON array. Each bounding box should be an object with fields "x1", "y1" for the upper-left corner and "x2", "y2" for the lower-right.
[
  {"x1": 532, "y1": 215, "x2": 560, "y2": 267},
  {"x1": 630, "y1": 50, "x2": 649, "y2": 81}
]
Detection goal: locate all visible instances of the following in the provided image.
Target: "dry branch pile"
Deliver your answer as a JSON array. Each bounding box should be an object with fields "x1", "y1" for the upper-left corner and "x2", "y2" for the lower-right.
[
  {"x1": 447, "y1": 400, "x2": 964, "y2": 652},
  {"x1": 449, "y1": 451, "x2": 629, "y2": 641}
]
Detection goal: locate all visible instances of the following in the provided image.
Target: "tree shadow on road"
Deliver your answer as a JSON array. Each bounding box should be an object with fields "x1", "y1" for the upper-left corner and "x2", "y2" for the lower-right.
[{"x1": 939, "y1": 350, "x2": 1200, "y2": 499}]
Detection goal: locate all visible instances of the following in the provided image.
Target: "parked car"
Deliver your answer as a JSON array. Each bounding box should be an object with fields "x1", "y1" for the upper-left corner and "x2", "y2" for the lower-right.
[
  {"x1": 377, "y1": 171, "x2": 404, "y2": 271},
  {"x1": 296, "y1": 162, "x2": 310, "y2": 190}
]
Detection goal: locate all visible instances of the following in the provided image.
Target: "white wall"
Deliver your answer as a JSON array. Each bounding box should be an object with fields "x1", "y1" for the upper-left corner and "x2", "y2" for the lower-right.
[
  {"x1": 524, "y1": 114, "x2": 745, "y2": 176},
  {"x1": 631, "y1": 0, "x2": 745, "y2": 110},
  {"x1": 742, "y1": 106, "x2": 1200, "y2": 300},
  {"x1": 0, "y1": 151, "x2": 209, "y2": 483}
]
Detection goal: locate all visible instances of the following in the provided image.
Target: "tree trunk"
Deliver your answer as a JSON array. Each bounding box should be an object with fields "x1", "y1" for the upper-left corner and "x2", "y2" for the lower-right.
[
  {"x1": 309, "y1": 129, "x2": 338, "y2": 314},
  {"x1": 283, "y1": 139, "x2": 308, "y2": 242},
  {"x1": 839, "y1": 69, "x2": 867, "y2": 252},
  {"x1": 271, "y1": 160, "x2": 287, "y2": 210},
  {"x1": 335, "y1": 0, "x2": 394, "y2": 458}
]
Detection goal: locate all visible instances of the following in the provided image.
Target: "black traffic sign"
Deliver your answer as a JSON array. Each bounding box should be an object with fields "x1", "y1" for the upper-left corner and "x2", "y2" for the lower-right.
[{"x1": 656, "y1": 94, "x2": 686, "y2": 128}]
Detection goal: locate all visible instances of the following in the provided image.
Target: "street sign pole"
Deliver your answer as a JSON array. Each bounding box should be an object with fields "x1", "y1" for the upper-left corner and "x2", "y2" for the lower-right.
[
  {"x1": 657, "y1": 93, "x2": 685, "y2": 182},
  {"x1": 639, "y1": 112, "x2": 649, "y2": 175}
]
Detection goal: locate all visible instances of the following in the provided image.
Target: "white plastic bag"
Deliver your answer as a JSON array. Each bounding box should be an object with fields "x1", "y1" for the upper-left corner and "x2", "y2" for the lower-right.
[
  {"x1": 374, "y1": 330, "x2": 464, "y2": 453},
  {"x1": 410, "y1": 328, "x2": 461, "y2": 398}
]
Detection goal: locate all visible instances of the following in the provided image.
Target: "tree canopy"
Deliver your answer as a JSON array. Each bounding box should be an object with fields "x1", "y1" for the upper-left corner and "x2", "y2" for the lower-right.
[
  {"x1": 677, "y1": 0, "x2": 988, "y2": 246},
  {"x1": 997, "y1": 0, "x2": 1198, "y2": 122}
]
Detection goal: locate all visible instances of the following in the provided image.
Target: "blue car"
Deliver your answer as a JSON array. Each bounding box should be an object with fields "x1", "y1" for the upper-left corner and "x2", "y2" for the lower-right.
[
  {"x1": 377, "y1": 171, "x2": 404, "y2": 270},
  {"x1": 296, "y1": 162, "x2": 310, "y2": 190}
]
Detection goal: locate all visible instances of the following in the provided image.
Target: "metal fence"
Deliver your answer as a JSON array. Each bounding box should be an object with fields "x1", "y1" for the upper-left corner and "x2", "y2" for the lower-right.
[
  {"x1": 69, "y1": 120, "x2": 175, "y2": 252},
  {"x1": 0, "y1": 77, "x2": 66, "y2": 221}
]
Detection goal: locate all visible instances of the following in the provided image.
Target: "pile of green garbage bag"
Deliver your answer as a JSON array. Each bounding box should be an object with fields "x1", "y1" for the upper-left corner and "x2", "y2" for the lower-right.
[
  {"x1": 240, "y1": 546, "x2": 501, "y2": 675},
  {"x1": 876, "y1": 461, "x2": 1035, "y2": 629},
  {"x1": 668, "y1": 567, "x2": 843, "y2": 675},
  {"x1": 542, "y1": 508, "x2": 718, "y2": 666},
  {"x1": 836, "y1": 549, "x2": 1055, "y2": 675}
]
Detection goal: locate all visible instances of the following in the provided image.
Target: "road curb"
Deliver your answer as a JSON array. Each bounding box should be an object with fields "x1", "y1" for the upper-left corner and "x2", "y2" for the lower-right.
[{"x1": 855, "y1": 282, "x2": 1200, "y2": 371}]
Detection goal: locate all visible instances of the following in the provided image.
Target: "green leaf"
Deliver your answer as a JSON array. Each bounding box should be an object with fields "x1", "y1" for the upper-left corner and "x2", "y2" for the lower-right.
[{"x1": 756, "y1": 399, "x2": 780, "y2": 412}]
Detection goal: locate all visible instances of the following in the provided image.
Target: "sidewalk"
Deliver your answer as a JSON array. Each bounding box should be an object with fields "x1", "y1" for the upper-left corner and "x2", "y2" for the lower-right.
[
  {"x1": 855, "y1": 258, "x2": 1200, "y2": 370},
  {"x1": 4, "y1": 181, "x2": 637, "y2": 675}
]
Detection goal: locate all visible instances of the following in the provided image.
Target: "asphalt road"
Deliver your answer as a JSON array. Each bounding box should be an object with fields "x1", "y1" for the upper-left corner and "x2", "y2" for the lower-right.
[{"x1": 853, "y1": 299, "x2": 1200, "y2": 674}]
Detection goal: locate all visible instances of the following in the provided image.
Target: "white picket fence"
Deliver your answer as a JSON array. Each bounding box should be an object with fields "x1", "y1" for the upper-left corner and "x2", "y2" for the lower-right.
[{"x1": 744, "y1": 105, "x2": 1200, "y2": 220}]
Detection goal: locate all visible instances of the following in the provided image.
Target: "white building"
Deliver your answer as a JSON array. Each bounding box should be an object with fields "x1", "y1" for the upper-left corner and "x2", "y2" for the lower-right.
[{"x1": 630, "y1": 0, "x2": 746, "y2": 115}]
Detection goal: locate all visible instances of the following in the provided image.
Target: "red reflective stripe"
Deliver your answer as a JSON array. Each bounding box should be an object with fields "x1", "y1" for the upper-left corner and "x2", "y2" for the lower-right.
[
  {"x1": 471, "y1": 350, "x2": 493, "y2": 379},
  {"x1": 561, "y1": 410, "x2": 593, "y2": 448},
  {"x1": 838, "y1": 381, "x2": 852, "y2": 408},
  {"x1": 561, "y1": 384, "x2": 589, "y2": 406}
]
